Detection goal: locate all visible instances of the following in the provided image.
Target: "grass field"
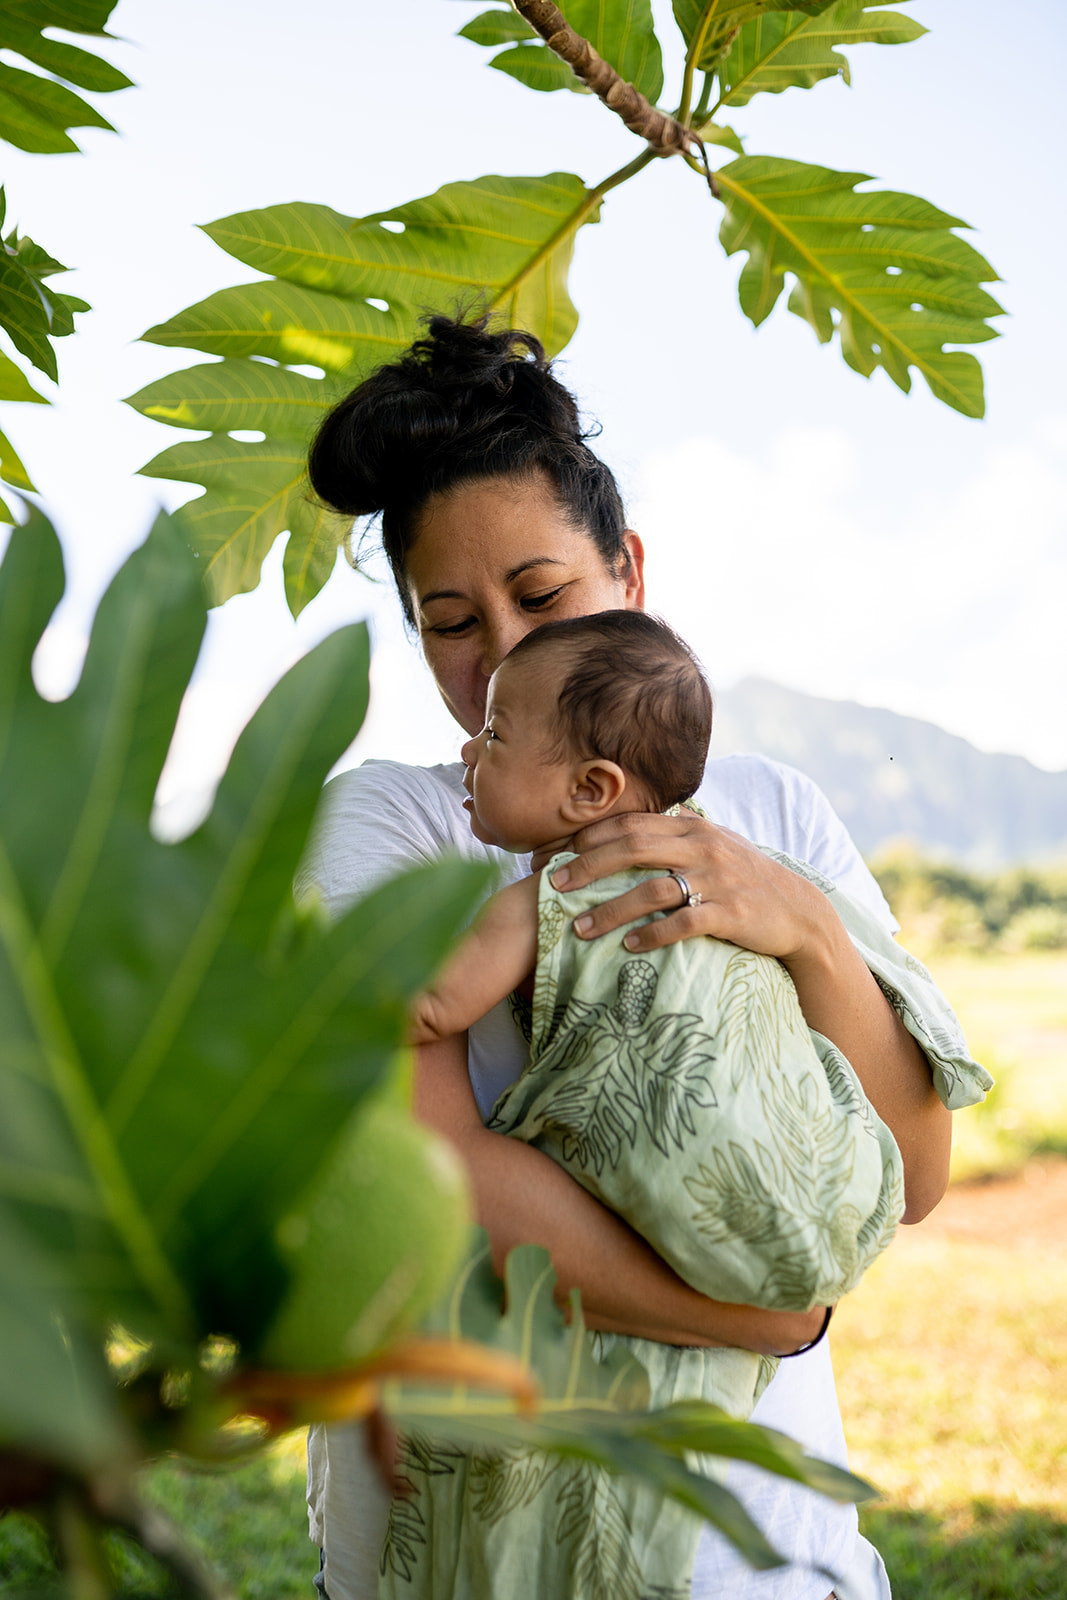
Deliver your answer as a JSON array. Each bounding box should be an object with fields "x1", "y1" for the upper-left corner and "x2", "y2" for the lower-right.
[
  {"x1": 2, "y1": 950, "x2": 1064, "y2": 1597},
  {"x1": 927, "y1": 950, "x2": 1067, "y2": 1180}
]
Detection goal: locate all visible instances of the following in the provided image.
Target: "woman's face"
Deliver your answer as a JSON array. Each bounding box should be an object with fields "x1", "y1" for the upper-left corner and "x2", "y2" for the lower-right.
[{"x1": 405, "y1": 472, "x2": 645, "y2": 735}]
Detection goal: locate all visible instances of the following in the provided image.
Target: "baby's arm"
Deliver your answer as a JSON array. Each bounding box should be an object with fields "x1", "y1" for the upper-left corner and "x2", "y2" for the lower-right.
[{"x1": 408, "y1": 873, "x2": 541, "y2": 1044}]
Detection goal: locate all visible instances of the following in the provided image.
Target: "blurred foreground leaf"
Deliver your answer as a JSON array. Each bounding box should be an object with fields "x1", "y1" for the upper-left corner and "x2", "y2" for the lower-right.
[
  {"x1": 386, "y1": 1241, "x2": 874, "y2": 1578},
  {"x1": 0, "y1": 505, "x2": 489, "y2": 1537}
]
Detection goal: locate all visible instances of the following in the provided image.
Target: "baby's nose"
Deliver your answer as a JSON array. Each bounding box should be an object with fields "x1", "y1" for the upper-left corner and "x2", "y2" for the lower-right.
[{"x1": 460, "y1": 735, "x2": 478, "y2": 769}]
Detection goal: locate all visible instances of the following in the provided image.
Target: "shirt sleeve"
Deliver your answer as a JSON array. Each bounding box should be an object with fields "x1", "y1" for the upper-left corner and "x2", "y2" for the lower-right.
[{"x1": 294, "y1": 761, "x2": 467, "y2": 921}]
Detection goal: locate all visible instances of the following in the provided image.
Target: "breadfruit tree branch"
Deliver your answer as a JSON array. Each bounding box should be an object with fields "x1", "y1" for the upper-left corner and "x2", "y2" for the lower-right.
[{"x1": 511, "y1": 0, "x2": 700, "y2": 158}]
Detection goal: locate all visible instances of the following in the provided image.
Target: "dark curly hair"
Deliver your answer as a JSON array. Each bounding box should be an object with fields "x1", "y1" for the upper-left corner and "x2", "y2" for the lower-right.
[
  {"x1": 502, "y1": 611, "x2": 712, "y2": 813},
  {"x1": 307, "y1": 314, "x2": 630, "y2": 624}
]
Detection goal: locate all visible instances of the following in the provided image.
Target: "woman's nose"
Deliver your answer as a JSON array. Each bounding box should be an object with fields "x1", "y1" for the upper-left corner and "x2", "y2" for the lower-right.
[{"x1": 480, "y1": 617, "x2": 529, "y2": 678}]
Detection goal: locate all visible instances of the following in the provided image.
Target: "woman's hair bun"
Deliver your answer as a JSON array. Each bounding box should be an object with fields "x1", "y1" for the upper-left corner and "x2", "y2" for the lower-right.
[{"x1": 308, "y1": 312, "x2": 582, "y2": 518}]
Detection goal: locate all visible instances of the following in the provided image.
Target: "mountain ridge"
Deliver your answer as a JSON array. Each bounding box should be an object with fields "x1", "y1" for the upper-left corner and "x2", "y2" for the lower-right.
[{"x1": 710, "y1": 677, "x2": 1067, "y2": 869}]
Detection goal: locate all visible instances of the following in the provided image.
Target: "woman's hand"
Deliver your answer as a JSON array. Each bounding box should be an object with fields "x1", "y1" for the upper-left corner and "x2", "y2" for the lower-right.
[
  {"x1": 551, "y1": 811, "x2": 825, "y2": 959},
  {"x1": 552, "y1": 811, "x2": 952, "y2": 1224}
]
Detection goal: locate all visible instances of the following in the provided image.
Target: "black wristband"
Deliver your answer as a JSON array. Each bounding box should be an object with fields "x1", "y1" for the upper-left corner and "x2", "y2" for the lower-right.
[{"x1": 777, "y1": 1303, "x2": 835, "y2": 1359}]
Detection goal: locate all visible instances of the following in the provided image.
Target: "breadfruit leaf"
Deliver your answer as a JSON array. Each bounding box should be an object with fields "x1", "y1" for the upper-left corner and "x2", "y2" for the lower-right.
[
  {"x1": 715, "y1": 155, "x2": 1003, "y2": 416},
  {"x1": 712, "y1": 0, "x2": 926, "y2": 108},
  {"x1": 132, "y1": 174, "x2": 599, "y2": 613},
  {"x1": 0, "y1": 506, "x2": 490, "y2": 1475}
]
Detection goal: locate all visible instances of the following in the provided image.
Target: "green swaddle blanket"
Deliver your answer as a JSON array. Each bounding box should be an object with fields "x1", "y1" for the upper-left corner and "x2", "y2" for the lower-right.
[{"x1": 380, "y1": 849, "x2": 991, "y2": 1600}]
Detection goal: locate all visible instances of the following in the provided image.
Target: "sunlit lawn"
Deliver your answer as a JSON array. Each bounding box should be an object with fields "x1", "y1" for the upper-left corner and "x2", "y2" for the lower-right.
[
  {"x1": 832, "y1": 1222, "x2": 1065, "y2": 1599},
  {"x1": 925, "y1": 950, "x2": 1067, "y2": 1180},
  {"x1": 2, "y1": 950, "x2": 1064, "y2": 1597}
]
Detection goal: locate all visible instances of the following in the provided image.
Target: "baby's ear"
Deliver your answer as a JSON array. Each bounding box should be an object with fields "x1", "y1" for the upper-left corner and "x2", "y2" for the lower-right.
[{"x1": 562, "y1": 759, "x2": 627, "y2": 824}]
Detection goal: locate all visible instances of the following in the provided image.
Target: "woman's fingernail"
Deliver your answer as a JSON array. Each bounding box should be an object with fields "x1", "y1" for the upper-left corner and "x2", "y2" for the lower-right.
[
  {"x1": 552, "y1": 867, "x2": 571, "y2": 888},
  {"x1": 574, "y1": 915, "x2": 593, "y2": 936},
  {"x1": 623, "y1": 933, "x2": 641, "y2": 951}
]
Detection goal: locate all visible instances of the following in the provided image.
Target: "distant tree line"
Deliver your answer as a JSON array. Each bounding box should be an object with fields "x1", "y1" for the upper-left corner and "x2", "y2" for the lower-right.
[{"x1": 870, "y1": 846, "x2": 1067, "y2": 954}]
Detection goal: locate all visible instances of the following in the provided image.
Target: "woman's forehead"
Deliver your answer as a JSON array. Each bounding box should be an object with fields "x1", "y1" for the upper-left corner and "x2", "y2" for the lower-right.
[{"x1": 406, "y1": 476, "x2": 593, "y2": 590}]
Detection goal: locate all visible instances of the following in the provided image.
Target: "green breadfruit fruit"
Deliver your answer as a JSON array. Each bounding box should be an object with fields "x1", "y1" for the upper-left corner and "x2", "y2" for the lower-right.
[{"x1": 260, "y1": 1096, "x2": 471, "y2": 1372}]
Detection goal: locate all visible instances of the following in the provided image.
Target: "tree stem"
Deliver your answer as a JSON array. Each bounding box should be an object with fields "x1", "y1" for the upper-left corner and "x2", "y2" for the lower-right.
[{"x1": 511, "y1": 0, "x2": 697, "y2": 157}]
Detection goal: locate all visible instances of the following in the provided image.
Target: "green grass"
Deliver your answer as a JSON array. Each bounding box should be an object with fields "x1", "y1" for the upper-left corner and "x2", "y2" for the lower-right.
[
  {"x1": 0, "y1": 1437, "x2": 312, "y2": 1597},
  {"x1": 908, "y1": 949, "x2": 1067, "y2": 1180},
  {"x1": 832, "y1": 1225, "x2": 1066, "y2": 1600},
  {"x1": 2, "y1": 949, "x2": 1064, "y2": 1596}
]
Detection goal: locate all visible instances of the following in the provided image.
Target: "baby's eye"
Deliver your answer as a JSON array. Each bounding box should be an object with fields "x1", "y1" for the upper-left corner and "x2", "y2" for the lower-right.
[
  {"x1": 486, "y1": 727, "x2": 499, "y2": 741},
  {"x1": 521, "y1": 587, "x2": 563, "y2": 612}
]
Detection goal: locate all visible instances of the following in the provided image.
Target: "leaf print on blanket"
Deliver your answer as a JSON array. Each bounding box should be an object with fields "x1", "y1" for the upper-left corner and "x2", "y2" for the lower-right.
[
  {"x1": 540, "y1": 959, "x2": 717, "y2": 1175},
  {"x1": 684, "y1": 1142, "x2": 805, "y2": 1252},
  {"x1": 555, "y1": 1462, "x2": 644, "y2": 1600},
  {"x1": 872, "y1": 973, "x2": 970, "y2": 1096},
  {"x1": 380, "y1": 1433, "x2": 465, "y2": 1582},
  {"x1": 380, "y1": 1491, "x2": 426, "y2": 1584},
  {"x1": 718, "y1": 948, "x2": 795, "y2": 1092},
  {"x1": 761, "y1": 1068, "x2": 858, "y2": 1211},
  {"x1": 470, "y1": 1445, "x2": 559, "y2": 1523}
]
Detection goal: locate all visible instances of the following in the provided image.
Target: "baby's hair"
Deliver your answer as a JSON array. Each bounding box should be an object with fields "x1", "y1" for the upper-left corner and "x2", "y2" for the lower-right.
[
  {"x1": 503, "y1": 612, "x2": 712, "y2": 813},
  {"x1": 306, "y1": 313, "x2": 630, "y2": 626}
]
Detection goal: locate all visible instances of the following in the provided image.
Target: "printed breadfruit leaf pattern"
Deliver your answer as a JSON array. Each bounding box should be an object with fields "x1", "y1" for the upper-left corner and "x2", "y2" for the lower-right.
[
  {"x1": 380, "y1": 1434, "x2": 465, "y2": 1582},
  {"x1": 872, "y1": 972, "x2": 969, "y2": 1091},
  {"x1": 380, "y1": 1493, "x2": 426, "y2": 1585},
  {"x1": 536, "y1": 959, "x2": 718, "y2": 1175},
  {"x1": 556, "y1": 1462, "x2": 644, "y2": 1600},
  {"x1": 683, "y1": 1142, "x2": 801, "y2": 1252},
  {"x1": 470, "y1": 1446, "x2": 560, "y2": 1522},
  {"x1": 718, "y1": 948, "x2": 796, "y2": 1091}
]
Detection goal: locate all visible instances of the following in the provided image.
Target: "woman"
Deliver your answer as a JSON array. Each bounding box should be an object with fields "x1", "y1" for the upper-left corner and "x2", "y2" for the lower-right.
[{"x1": 298, "y1": 316, "x2": 951, "y2": 1600}]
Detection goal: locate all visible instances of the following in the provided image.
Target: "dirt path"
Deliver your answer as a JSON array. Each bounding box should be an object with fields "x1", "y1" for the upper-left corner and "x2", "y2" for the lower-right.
[{"x1": 912, "y1": 1156, "x2": 1067, "y2": 1251}]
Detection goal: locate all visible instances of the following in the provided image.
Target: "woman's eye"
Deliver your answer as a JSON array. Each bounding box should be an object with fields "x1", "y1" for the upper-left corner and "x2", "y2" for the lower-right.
[
  {"x1": 521, "y1": 587, "x2": 563, "y2": 612},
  {"x1": 430, "y1": 617, "x2": 474, "y2": 637}
]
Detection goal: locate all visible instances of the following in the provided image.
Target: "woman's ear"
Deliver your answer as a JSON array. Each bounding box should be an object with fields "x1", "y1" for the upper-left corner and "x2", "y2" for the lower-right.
[
  {"x1": 621, "y1": 530, "x2": 646, "y2": 611},
  {"x1": 561, "y1": 759, "x2": 627, "y2": 824}
]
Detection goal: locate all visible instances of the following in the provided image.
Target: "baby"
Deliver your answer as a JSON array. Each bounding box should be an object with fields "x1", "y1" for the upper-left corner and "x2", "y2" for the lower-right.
[{"x1": 388, "y1": 611, "x2": 987, "y2": 1600}]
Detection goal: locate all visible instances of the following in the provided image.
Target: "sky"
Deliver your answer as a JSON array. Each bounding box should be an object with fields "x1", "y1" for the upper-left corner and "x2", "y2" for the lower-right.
[{"x1": 2, "y1": 0, "x2": 1065, "y2": 833}]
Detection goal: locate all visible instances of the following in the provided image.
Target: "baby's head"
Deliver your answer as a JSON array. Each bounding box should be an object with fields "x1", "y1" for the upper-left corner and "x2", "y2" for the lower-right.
[{"x1": 459, "y1": 611, "x2": 712, "y2": 854}]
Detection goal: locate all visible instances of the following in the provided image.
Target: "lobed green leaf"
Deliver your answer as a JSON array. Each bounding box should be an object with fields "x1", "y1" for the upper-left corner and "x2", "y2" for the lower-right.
[
  {"x1": 126, "y1": 358, "x2": 333, "y2": 441},
  {"x1": 140, "y1": 435, "x2": 328, "y2": 603},
  {"x1": 0, "y1": 425, "x2": 36, "y2": 492},
  {"x1": 715, "y1": 155, "x2": 1003, "y2": 416},
  {"x1": 0, "y1": 349, "x2": 47, "y2": 403},
  {"x1": 0, "y1": 61, "x2": 114, "y2": 154},
  {"x1": 389, "y1": 1240, "x2": 874, "y2": 1572},
  {"x1": 0, "y1": 506, "x2": 491, "y2": 1398},
  {"x1": 0, "y1": 1, "x2": 118, "y2": 33},
  {"x1": 0, "y1": 16, "x2": 133, "y2": 93},
  {"x1": 0, "y1": 249, "x2": 69, "y2": 382},
  {"x1": 673, "y1": 0, "x2": 833, "y2": 73},
  {"x1": 716, "y1": 0, "x2": 926, "y2": 107},
  {"x1": 136, "y1": 174, "x2": 599, "y2": 611}
]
